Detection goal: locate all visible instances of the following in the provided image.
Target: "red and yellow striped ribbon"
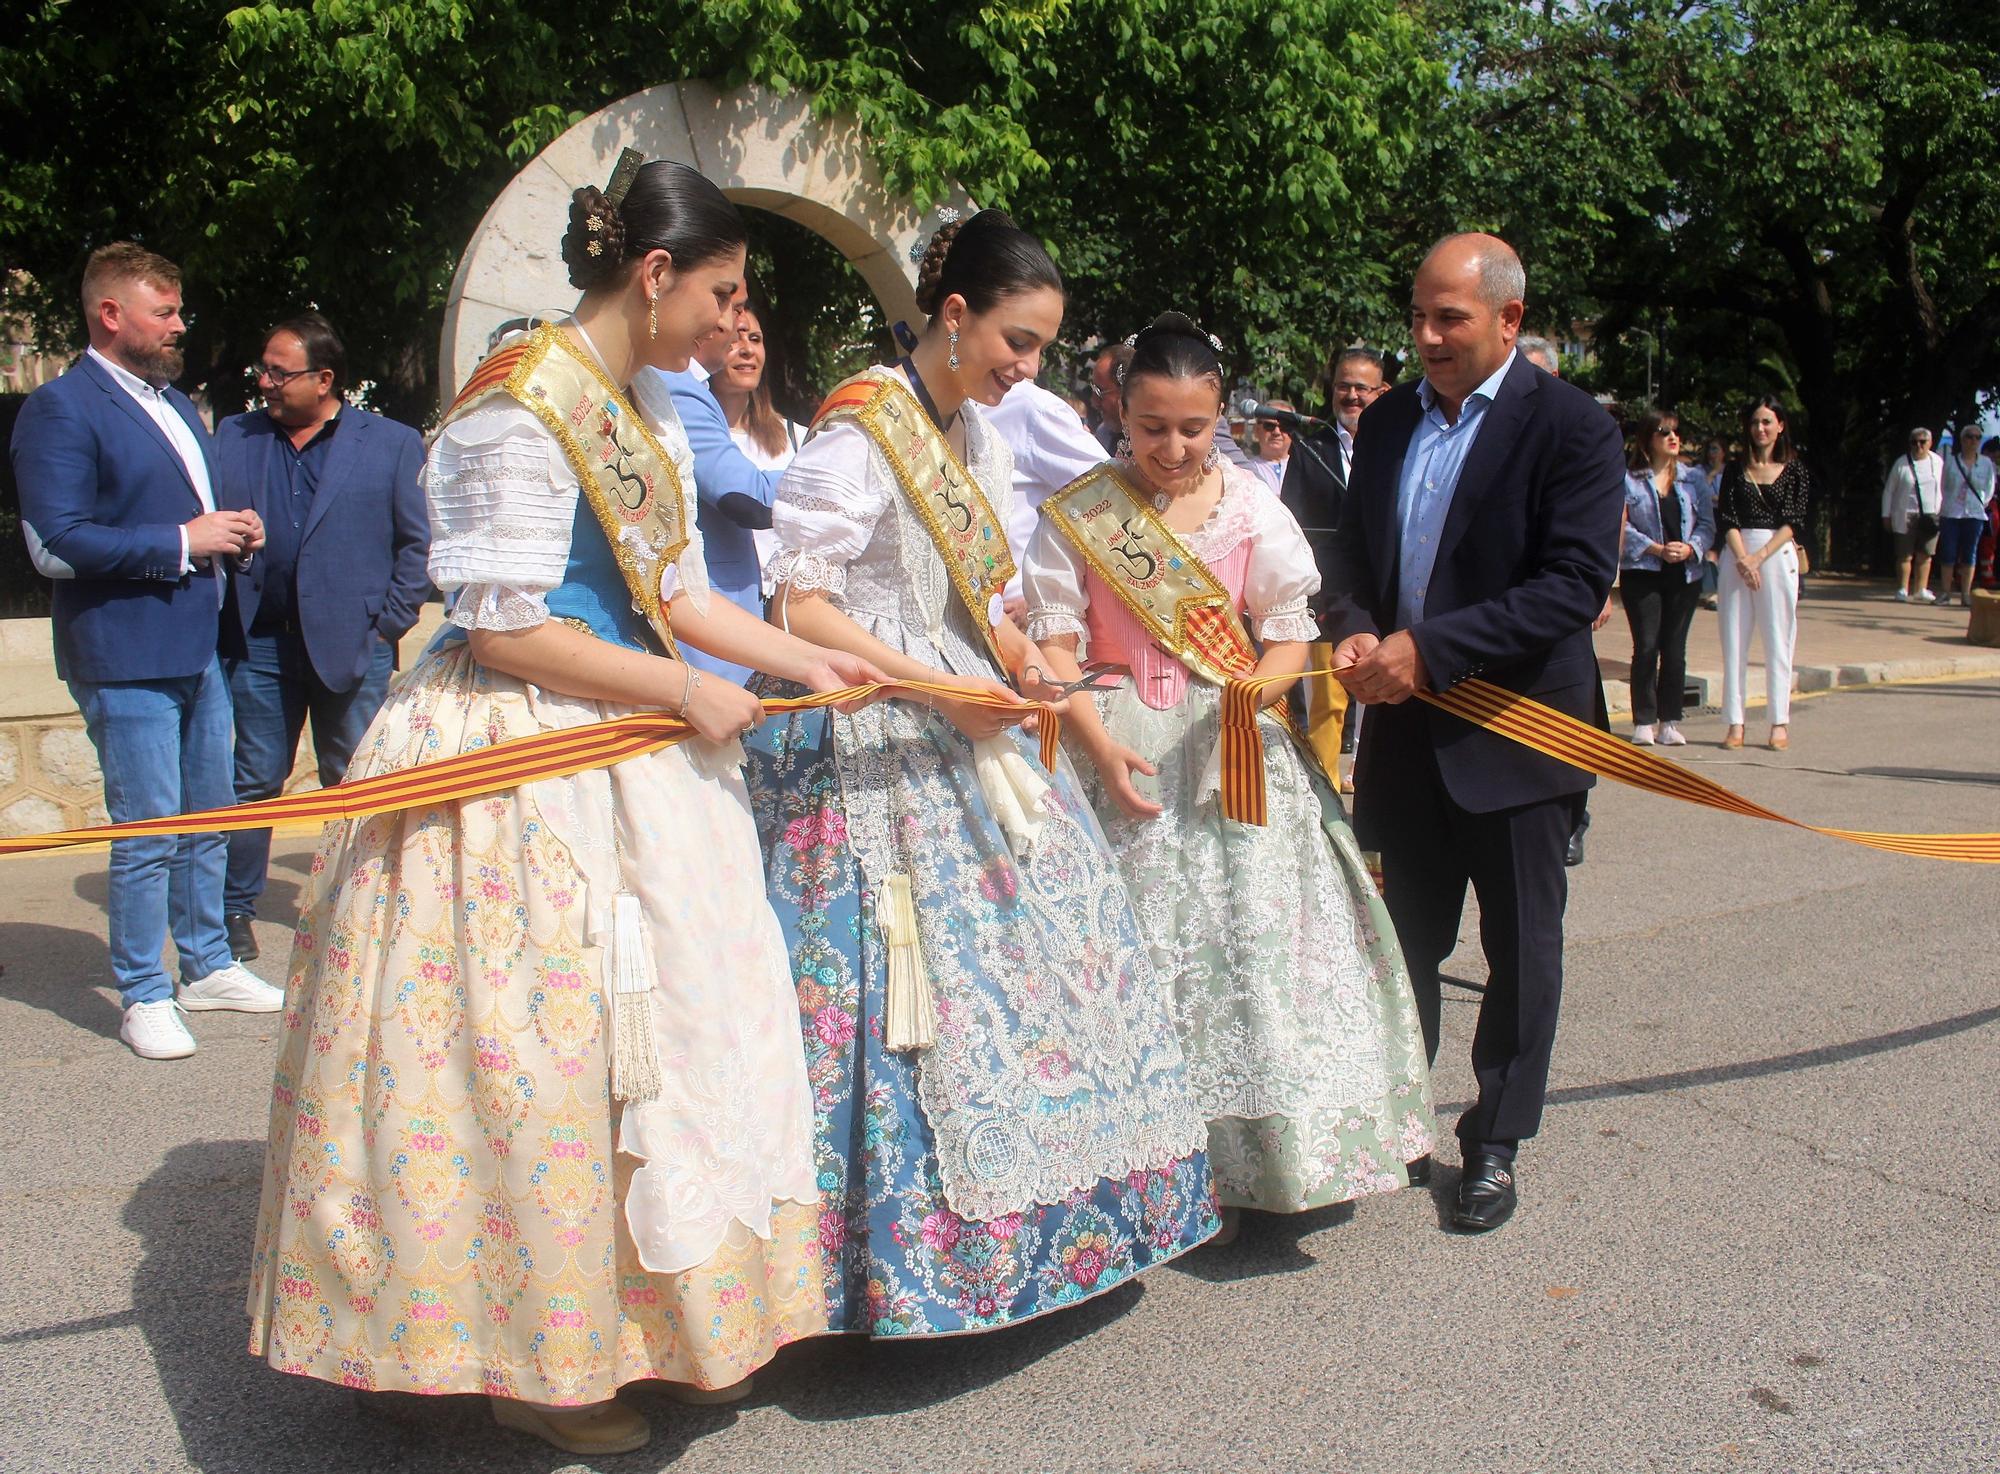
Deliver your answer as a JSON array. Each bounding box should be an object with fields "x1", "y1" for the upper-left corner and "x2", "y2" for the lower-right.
[
  {"x1": 0, "y1": 678, "x2": 1061, "y2": 859},
  {"x1": 1215, "y1": 670, "x2": 2000, "y2": 863}
]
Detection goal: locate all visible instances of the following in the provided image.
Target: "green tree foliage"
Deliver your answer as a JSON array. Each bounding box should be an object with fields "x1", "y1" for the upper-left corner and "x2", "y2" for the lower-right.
[
  {"x1": 0, "y1": 0, "x2": 1437, "y2": 424},
  {"x1": 1416, "y1": 0, "x2": 2000, "y2": 559}
]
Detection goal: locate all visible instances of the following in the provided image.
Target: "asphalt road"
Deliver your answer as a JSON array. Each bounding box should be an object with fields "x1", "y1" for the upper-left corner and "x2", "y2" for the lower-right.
[{"x1": 2, "y1": 677, "x2": 1996, "y2": 1474}]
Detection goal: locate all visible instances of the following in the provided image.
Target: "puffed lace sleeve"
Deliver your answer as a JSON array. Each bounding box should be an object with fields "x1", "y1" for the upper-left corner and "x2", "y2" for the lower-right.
[
  {"x1": 1243, "y1": 489, "x2": 1322, "y2": 644},
  {"x1": 766, "y1": 419, "x2": 891, "y2": 599},
  {"x1": 426, "y1": 404, "x2": 578, "y2": 632},
  {"x1": 1023, "y1": 513, "x2": 1090, "y2": 643}
]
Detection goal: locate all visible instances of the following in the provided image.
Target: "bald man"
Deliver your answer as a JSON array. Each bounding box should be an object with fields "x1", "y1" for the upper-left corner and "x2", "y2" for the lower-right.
[{"x1": 1325, "y1": 233, "x2": 1624, "y2": 1233}]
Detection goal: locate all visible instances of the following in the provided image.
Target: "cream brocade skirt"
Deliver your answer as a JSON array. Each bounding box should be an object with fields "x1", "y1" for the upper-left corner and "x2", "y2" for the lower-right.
[{"x1": 245, "y1": 646, "x2": 826, "y2": 1404}]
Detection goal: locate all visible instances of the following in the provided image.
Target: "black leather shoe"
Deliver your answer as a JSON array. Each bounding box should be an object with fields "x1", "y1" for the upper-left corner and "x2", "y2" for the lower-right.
[
  {"x1": 1452, "y1": 1152, "x2": 1518, "y2": 1233},
  {"x1": 1564, "y1": 823, "x2": 1587, "y2": 867},
  {"x1": 1405, "y1": 1154, "x2": 1432, "y2": 1188},
  {"x1": 226, "y1": 912, "x2": 259, "y2": 961}
]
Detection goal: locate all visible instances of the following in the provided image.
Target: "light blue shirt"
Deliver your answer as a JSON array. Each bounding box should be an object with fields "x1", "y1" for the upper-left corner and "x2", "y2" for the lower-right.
[{"x1": 1394, "y1": 350, "x2": 1517, "y2": 631}]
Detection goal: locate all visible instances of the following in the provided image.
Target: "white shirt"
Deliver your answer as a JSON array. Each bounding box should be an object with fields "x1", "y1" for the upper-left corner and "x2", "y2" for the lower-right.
[
  {"x1": 88, "y1": 346, "x2": 216, "y2": 582},
  {"x1": 731, "y1": 421, "x2": 803, "y2": 594},
  {"x1": 1880, "y1": 451, "x2": 1945, "y2": 531},
  {"x1": 1942, "y1": 453, "x2": 1996, "y2": 522},
  {"x1": 1336, "y1": 423, "x2": 1355, "y2": 481},
  {"x1": 1248, "y1": 456, "x2": 1287, "y2": 494},
  {"x1": 985, "y1": 379, "x2": 1106, "y2": 598}
]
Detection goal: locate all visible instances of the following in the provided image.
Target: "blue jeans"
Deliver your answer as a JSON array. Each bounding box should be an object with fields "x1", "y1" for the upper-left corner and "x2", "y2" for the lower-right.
[
  {"x1": 68, "y1": 657, "x2": 237, "y2": 1006},
  {"x1": 224, "y1": 629, "x2": 394, "y2": 916}
]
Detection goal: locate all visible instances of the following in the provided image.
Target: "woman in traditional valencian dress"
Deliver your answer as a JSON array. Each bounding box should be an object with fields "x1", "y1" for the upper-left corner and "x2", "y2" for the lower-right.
[
  {"x1": 245, "y1": 158, "x2": 885, "y2": 1457},
  {"x1": 742, "y1": 210, "x2": 1217, "y2": 1336},
  {"x1": 1023, "y1": 315, "x2": 1435, "y2": 1241}
]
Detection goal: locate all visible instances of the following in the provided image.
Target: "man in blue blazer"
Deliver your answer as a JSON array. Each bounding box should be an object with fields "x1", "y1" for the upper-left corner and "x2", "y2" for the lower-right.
[
  {"x1": 214, "y1": 313, "x2": 429, "y2": 958},
  {"x1": 11, "y1": 243, "x2": 283, "y2": 1060},
  {"x1": 636, "y1": 292, "x2": 777, "y2": 683},
  {"x1": 1326, "y1": 234, "x2": 1625, "y2": 1233}
]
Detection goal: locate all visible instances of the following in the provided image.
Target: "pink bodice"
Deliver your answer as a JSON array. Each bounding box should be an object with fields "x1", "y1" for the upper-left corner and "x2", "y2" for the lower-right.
[{"x1": 1083, "y1": 541, "x2": 1254, "y2": 710}]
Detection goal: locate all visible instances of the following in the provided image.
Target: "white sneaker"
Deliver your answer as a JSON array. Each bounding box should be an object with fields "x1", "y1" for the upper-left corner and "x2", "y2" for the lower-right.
[
  {"x1": 181, "y1": 962, "x2": 284, "y2": 1013},
  {"x1": 1631, "y1": 724, "x2": 1656, "y2": 745},
  {"x1": 1917, "y1": 588, "x2": 1937, "y2": 604},
  {"x1": 1657, "y1": 722, "x2": 1687, "y2": 746},
  {"x1": 121, "y1": 1000, "x2": 196, "y2": 1059},
  {"x1": 1893, "y1": 588, "x2": 1910, "y2": 602}
]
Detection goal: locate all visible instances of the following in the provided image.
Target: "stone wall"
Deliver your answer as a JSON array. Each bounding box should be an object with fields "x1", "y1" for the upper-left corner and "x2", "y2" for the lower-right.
[{"x1": 0, "y1": 608, "x2": 447, "y2": 839}]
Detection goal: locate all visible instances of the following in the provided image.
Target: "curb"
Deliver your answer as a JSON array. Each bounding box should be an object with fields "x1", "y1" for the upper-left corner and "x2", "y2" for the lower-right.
[{"x1": 1603, "y1": 651, "x2": 2000, "y2": 720}]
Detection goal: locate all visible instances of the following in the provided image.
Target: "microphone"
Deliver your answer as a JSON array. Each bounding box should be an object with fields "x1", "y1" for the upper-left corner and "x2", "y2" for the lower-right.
[{"x1": 1248, "y1": 403, "x2": 1326, "y2": 432}]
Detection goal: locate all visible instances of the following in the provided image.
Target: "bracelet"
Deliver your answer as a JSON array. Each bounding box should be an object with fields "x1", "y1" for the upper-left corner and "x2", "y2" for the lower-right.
[{"x1": 674, "y1": 665, "x2": 701, "y2": 718}]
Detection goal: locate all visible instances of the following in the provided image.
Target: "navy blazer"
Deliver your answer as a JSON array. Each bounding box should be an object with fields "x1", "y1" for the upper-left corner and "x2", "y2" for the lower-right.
[
  {"x1": 214, "y1": 405, "x2": 430, "y2": 693},
  {"x1": 1322, "y1": 355, "x2": 1625, "y2": 819},
  {"x1": 11, "y1": 354, "x2": 226, "y2": 683},
  {"x1": 650, "y1": 367, "x2": 779, "y2": 682}
]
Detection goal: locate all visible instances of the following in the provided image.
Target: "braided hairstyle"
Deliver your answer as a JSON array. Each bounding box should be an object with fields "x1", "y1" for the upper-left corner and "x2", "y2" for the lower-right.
[
  {"x1": 1124, "y1": 312, "x2": 1226, "y2": 405},
  {"x1": 912, "y1": 208, "x2": 1063, "y2": 322},
  {"x1": 560, "y1": 160, "x2": 746, "y2": 293}
]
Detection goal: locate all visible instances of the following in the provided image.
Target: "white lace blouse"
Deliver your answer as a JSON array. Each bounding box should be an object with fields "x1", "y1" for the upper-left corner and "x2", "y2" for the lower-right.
[
  {"x1": 425, "y1": 349, "x2": 710, "y2": 633},
  {"x1": 1022, "y1": 461, "x2": 1321, "y2": 646}
]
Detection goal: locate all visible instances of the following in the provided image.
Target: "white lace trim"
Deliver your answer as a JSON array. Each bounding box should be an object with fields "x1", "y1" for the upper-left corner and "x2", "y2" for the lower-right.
[
  {"x1": 767, "y1": 547, "x2": 846, "y2": 598},
  {"x1": 1252, "y1": 605, "x2": 1318, "y2": 644},
  {"x1": 449, "y1": 583, "x2": 552, "y2": 632},
  {"x1": 1026, "y1": 607, "x2": 1088, "y2": 642}
]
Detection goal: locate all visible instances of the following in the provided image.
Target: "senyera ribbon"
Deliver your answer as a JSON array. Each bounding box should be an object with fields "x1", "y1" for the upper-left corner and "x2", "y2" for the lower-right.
[
  {"x1": 4, "y1": 670, "x2": 1995, "y2": 864},
  {"x1": 0, "y1": 677, "x2": 1059, "y2": 858},
  {"x1": 1214, "y1": 669, "x2": 2000, "y2": 863}
]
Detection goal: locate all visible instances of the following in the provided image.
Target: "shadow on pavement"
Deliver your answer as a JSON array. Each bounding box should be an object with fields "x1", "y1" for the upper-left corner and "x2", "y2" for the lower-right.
[
  {"x1": 1170, "y1": 1201, "x2": 1359, "y2": 1283},
  {"x1": 0, "y1": 921, "x2": 122, "y2": 1039},
  {"x1": 70, "y1": 868, "x2": 305, "y2": 922},
  {"x1": 1847, "y1": 766, "x2": 2000, "y2": 788}
]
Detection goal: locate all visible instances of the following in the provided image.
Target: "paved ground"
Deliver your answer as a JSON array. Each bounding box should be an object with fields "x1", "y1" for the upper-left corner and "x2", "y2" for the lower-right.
[{"x1": 2, "y1": 678, "x2": 1996, "y2": 1474}]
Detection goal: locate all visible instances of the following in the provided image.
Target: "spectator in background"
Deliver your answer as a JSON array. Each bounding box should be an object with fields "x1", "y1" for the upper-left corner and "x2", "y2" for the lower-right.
[
  {"x1": 1980, "y1": 437, "x2": 2000, "y2": 591},
  {"x1": 10, "y1": 243, "x2": 281, "y2": 1059},
  {"x1": 1715, "y1": 395, "x2": 1809, "y2": 751},
  {"x1": 1516, "y1": 333, "x2": 1559, "y2": 377},
  {"x1": 1938, "y1": 422, "x2": 1994, "y2": 607},
  {"x1": 214, "y1": 313, "x2": 430, "y2": 961},
  {"x1": 706, "y1": 299, "x2": 805, "y2": 598},
  {"x1": 1697, "y1": 437, "x2": 1728, "y2": 609},
  {"x1": 646, "y1": 284, "x2": 780, "y2": 680},
  {"x1": 1881, "y1": 426, "x2": 1944, "y2": 603},
  {"x1": 1089, "y1": 342, "x2": 1132, "y2": 453},
  {"x1": 987, "y1": 369, "x2": 1106, "y2": 623},
  {"x1": 1619, "y1": 410, "x2": 1714, "y2": 746},
  {"x1": 1248, "y1": 399, "x2": 1293, "y2": 493}
]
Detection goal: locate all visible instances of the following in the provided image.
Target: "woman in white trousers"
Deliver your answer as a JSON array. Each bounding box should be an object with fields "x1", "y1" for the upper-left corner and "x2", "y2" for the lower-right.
[{"x1": 1713, "y1": 396, "x2": 1813, "y2": 751}]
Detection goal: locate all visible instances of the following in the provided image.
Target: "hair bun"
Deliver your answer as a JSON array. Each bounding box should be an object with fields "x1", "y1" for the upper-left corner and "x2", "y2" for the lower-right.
[
  {"x1": 562, "y1": 185, "x2": 628, "y2": 291},
  {"x1": 912, "y1": 217, "x2": 967, "y2": 317}
]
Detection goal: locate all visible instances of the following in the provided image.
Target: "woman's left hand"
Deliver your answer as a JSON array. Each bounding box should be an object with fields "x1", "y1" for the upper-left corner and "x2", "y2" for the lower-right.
[{"x1": 799, "y1": 650, "x2": 890, "y2": 714}]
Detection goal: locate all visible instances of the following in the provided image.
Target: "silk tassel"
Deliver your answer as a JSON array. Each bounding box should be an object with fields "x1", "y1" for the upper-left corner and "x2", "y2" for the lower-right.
[
  {"x1": 610, "y1": 891, "x2": 664, "y2": 1103},
  {"x1": 881, "y1": 872, "x2": 936, "y2": 1052}
]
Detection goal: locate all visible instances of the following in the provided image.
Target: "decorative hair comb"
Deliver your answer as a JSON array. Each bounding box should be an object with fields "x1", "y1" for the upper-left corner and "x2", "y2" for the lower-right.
[{"x1": 603, "y1": 148, "x2": 644, "y2": 208}]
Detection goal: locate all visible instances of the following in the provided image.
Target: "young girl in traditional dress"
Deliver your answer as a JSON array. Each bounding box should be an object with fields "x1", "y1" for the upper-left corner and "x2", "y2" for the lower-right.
[
  {"x1": 246, "y1": 158, "x2": 885, "y2": 1457},
  {"x1": 1023, "y1": 314, "x2": 1435, "y2": 1240},
  {"x1": 742, "y1": 211, "x2": 1217, "y2": 1336}
]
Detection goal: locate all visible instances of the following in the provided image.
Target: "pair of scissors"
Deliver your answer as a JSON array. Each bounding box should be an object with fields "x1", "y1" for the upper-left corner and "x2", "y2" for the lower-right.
[{"x1": 1015, "y1": 660, "x2": 1131, "y2": 699}]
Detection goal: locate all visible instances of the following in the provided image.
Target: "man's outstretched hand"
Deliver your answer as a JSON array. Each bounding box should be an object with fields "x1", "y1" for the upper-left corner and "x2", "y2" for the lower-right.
[{"x1": 1332, "y1": 630, "x2": 1429, "y2": 705}]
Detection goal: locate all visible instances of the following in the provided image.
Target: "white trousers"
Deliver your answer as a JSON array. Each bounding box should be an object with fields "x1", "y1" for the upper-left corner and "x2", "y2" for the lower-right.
[{"x1": 1717, "y1": 527, "x2": 1799, "y2": 725}]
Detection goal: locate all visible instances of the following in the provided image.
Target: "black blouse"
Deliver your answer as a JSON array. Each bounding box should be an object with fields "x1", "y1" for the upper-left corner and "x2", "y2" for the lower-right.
[{"x1": 1714, "y1": 461, "x2": 1810, "y2": 536}]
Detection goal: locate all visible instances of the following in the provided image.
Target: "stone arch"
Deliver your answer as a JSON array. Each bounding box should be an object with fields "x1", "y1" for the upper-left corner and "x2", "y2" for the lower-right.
[{"x1": 440, "y1": 81, "x2": 973, "y2": 397}]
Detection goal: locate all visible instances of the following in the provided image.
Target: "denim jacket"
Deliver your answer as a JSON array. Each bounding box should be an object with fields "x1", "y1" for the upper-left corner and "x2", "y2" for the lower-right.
[{"x1": 1622, "y1": 464, "x2": 1715, "y2": 581}]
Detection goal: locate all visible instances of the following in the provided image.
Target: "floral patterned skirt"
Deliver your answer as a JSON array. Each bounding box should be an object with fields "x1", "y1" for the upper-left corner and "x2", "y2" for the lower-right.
[
  {"x1": 245, "y1": 646, "x2": 825, "y2": 1403},
  {"x1": 1078, "y1": 683, "x2": 1437, "y2": 1212},
  {"x1": 744, "y1": 699, "x2": 1218, "y2": 1336}
]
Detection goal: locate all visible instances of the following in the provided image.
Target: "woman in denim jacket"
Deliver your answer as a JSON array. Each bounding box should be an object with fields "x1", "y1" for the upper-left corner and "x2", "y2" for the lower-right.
[{"x1": 1621, "y1": 409, "x2": 1716, "y2": 745}]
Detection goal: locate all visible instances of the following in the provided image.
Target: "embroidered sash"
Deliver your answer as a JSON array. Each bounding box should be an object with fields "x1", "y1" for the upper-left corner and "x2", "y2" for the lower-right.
[
  {"x1": 813, "y1": 371, "x2": 1015, "y2": 664},
  {"x1": 443, "y1": 325, "x2": 689, "y2": 657},
  {"x1": 1043, "y1": 464, "x2": 1317, "y2": 822}
]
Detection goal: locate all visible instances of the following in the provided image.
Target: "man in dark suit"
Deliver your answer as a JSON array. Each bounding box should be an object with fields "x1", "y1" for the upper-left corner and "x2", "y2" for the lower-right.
[
  {"x1": 1326, "y1": 233, "x2": 1624, "y2": 1233},
  {"x1": 215, "y1": 312, "x2": 429, "y2": 958},
  {"x1": 11, "y1": 243, "x2": 283, "y2": 1059}
]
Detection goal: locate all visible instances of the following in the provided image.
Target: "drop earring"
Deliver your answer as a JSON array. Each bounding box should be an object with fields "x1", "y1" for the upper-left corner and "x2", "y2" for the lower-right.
[
  {"x1": 1203, "y1": 446, "x2": 1220, "y2": 472},
  {"x1": 647, "y1": 296, "x2": 658, "y2": 341},
  {"x1": 948, "y1": 327, "x2": 960, "y2": 373}
]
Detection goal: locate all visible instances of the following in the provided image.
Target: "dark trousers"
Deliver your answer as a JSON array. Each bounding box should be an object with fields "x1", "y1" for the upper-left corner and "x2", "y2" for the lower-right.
[
  {"x1": 224, "y1": 628, "x2": 394, "y2": 915},
  {"x1": 1370, "y1": 740, "x2": 1572, "y2": 1152},
  {"x1": 1621, "y1": 567, "x2": 1702, "y2": 724}
]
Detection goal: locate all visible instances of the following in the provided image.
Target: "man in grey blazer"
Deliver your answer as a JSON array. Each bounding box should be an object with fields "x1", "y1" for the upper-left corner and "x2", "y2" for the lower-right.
[{"x1": 215, "y1": 313, "x2": 429, "y2": 957}]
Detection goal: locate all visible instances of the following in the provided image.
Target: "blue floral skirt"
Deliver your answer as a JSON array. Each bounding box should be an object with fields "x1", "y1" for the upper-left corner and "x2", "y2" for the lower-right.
[{"x1": 744, "y1": 700, "x2": 1218, "y2": 1337}]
